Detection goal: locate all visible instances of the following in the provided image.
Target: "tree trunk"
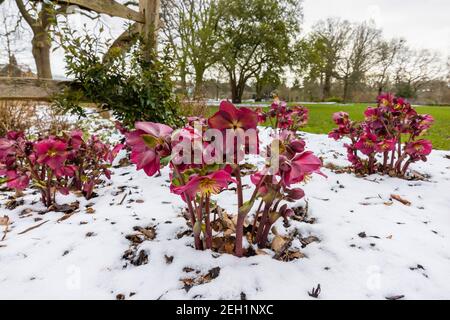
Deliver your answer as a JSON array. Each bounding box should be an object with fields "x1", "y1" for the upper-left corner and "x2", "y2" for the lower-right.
[
  {"x1": 193, "y1": 68, "x2": 205, "y2": 99},
  {"x1": 139, "y1": 0, "x2": 160, "y2": 61},
  {"x1": 323, "y1": 72, "x2": 332, "y2": 100},
  {"x1": 378, "y1": 85, "x2": 383, "y2": 96},
  {"x1": 230, "y1": 79, "x2": 240, "y2": 104},
  {"x1": 179, "y1": 64, "x2": 188, "y2": 97},
  {"x1": 255, "y1": 78, "x2": 263, "y2": 102},
  {"x1": 342, "y1": 76, "x2": 349, "y2": 103},
  {"x1": 32, "y1": 31, "x2": 52, "y2": 79}
]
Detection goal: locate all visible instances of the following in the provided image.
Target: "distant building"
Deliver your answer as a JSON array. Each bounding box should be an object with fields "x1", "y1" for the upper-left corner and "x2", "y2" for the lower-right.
[{"x1": 0, "y1": 55, "x2": 35, "y2": 78}]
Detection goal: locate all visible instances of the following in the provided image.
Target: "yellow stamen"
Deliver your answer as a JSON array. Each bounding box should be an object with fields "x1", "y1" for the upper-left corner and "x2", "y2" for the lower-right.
[{"x1": 199, "y1": 179, "x2": 220, "y2": 195}]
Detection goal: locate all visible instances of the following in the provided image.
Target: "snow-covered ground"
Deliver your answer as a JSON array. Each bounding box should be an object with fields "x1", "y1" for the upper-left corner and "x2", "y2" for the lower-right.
[{"x1": 0, "y1": 128, "x2": 449, "y2": 300}]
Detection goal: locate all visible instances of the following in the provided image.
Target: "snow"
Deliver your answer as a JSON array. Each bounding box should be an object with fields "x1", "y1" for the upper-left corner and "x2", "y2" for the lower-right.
[{"x1": 0, "y1": 126, "x2": 449, "y2": 300}]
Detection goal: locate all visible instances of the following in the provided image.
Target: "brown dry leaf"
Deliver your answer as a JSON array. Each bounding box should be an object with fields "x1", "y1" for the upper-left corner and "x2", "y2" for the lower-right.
[
  {"x1": 391, "y1": 194, "x2": 411, "y2": 206},
  {"x1": 386, "y1": 235, "x2": 393, "y2": 239},
  {"x1": 300, "y1": 236, "x2": 320, "y2": 248},
  {"x1": 1, "y1": 215, "x2": 10, "y2": 241},
  {"x1": 223, "y1": 229, "x2": 233, "y2": 237},
  {"x1": 256, "y1": 249, "x2": 269, "y2": 255},
  {"x1": 85, "y1": 207, "x2": 95, "y2": 214},
  {"x1": 134, "y1": 226, "x2": 156, "y2": 240},
  {"x1": 135, "y1": 199, "x2": 144, "y2": 204},
  {"x1": 0, "y1": 216, "x2": 9, "y2": 226},
  {"x1": 220, "y1": 212, "x2": 235, "y2": 232},
  {"x1": 287, "y1": 250, "x2": 306, "y2": 260},
  {"x1": 384, "y1": 201, "x2": 393, "y2": 206},
  {"x1": 223, "y1": 240, "x2": 235, "y2": 254},
  {"x1": 19, "y1": 208, "x2": 33, "y2": 216},
  {"x1": 73, "y1": 190, "x2": 84, "y2": 198},
  {"x1": 271, "y1": 235, "x2": 288, "y2": 253},
  {"x1": 212, "y1": 237, "x2": 224, "y2": 251},
  {"x1": 125, "y1": 234, "x2": 144, "y2": 244}
]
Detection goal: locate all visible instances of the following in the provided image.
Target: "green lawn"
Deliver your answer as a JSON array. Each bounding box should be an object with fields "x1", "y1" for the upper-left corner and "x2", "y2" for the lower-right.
[{"x1": 207, "y1": 103, "x2": 450, "y2": 150}]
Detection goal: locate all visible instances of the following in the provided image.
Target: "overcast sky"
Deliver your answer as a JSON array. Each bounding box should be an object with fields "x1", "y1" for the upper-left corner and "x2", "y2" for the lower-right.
[{"x1": 302, "y1": 0, "x2": 450, "y2": 56}]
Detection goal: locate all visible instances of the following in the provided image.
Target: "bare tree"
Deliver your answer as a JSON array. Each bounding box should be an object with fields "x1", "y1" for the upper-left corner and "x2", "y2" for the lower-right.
[
  {"x1": 308, "y1": 17, "x2": 352, "y2": 100},
  {"x1": 372, "y1": 38, "x2": 405, "y2": 95},
  {"x1": 336, "y1": 21, "x2": 382, "y2": 102},
  {"x1": 394, "y1": 47, "x2": 442, "y2": 98},
  {"x1": 0, "y1": 0, "x2": 27, "y2": 75}
]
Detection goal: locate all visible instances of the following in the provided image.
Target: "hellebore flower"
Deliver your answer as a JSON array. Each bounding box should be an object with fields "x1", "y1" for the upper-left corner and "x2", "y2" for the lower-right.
[
  {"x1": 414, "y1": 114, "x2": 434, "y2": 133},
  {"x1": 250, "y1": 171, "x2": 278, "y2": 196},
  {"x1": 377, "y1": 93, "x2": 394, "y2": 107},
  {"x1": 375, "y1": 138, "x2": 397, "y2": 153},
  {"x1": 35, "y1": 139, "x2": 68, "y2": 170},
  {"x1": 328, "y1": 128, "x2": 342, "y2": 140},
  {"x1": 130, "y1": 147, "x2": 160, "y2": 176},
  {"x1": 172, "y1": 170, "x2": 236, "y2": 198},
  {"x1": 6, "y1": 131, "x2": 24, "y2": 141},
  {"x1": 405, "y1": 140, "x2": 432, "y2": 156},
  {"x1": 255, "y1": 108, "x2": 267, "y2": 124},
  {"x1": 208, "y1": 101, "x2": 258, "y2": 131},
  {"x1": 284, "y1": 187, "x2": 305, "y2": 201},
  {"x1": 0, "y1": 138, "x2": 15, "y2": 160},
  {"x1": 280, "y1": 151, "x2": 324, "y2": 187},
  {"x1": 5, "y1": 170, "x2": 30, "y2": 190},
  {"x1": 364, "y1": 107, "x2": 379, "y2": 121},
  {"x1": 107, "y1": 144, "x2": 124, "y2": 163},
  {"x1": 69, "y1": 130, "x2": 84, "y2": 150},
  {"x1": 354, "y1": 133, "x2": 377, "y2": 155},
  {"x1": 127, "y1": 122, "x2": 173, "y2": 177},
  {"x1": 332, "y1": 112, "x2": 350, "y2": 126}
]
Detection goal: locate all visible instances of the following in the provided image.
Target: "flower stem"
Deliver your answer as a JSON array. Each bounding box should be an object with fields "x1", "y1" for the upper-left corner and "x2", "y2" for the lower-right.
[{"x1": 205, "y1": 196, "x2": 212, "y2": 250}]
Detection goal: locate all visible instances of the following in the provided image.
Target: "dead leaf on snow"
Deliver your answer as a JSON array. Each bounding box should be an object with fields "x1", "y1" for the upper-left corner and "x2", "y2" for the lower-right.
[
  {"x1": 181, "y1": 267, "x2": 221, "y2": 292},
  {"x1": 1, "y1": 215, "x2": 10, "y2": 241},
  {"x1": 5, "y1": 198, "x2": 24, "y2": 210},
  {"x1": 391, "y1": 194, "x2": 411, "y2": 206},
  {"x1": 133, "y1": 226, "x2": 156, "y2": 240},
  {"x1": 85, "y1": 207, "x2": 95, "y2": 214},
  {"x1": 256, "y1": 249, "x2": 269, "y2": 255},
  {"x1": 0, "y1": 216, "x2": 9, "y2": 226},
  {"x1": 300, "y1": 236, "x2": 320, "y2": 248},
  {"x1": 271, "y1": 235, "x2": 288, "y2": 253}
]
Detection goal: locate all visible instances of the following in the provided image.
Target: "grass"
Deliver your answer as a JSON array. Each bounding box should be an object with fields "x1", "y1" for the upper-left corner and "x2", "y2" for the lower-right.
[{"x1": 207, "y1": 102, "x2": 450, "y2": 150}]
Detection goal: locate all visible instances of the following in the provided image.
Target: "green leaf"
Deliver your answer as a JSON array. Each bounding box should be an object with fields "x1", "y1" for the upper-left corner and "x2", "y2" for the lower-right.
[
  {"x1": 193, "y1": 221, "x2": 202, "y2": 235},
  {"x1": 160, "y1": 155, "x2": 172, "y2": 166},
  {"x1": 238, "y1": 199, "x2": 255, "y2": 216},
  {"x1": 141, "y1": 134, "x2": 159, "y2": 148}
]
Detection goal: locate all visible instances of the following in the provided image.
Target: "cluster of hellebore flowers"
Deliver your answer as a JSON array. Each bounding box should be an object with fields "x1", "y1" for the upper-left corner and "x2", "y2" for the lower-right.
[
  {"x1": 256, "y1": 98, "x2": 309, "y2": 132},
  {"x1": 0, "y1": 130, "x2": 123, "y2": 207},
  {"x1": 125, "y1": 100, "x2": 323, "y2": 257},
  {"x1": 329, "y1": 94, "x2": 434, "y2": 176}
]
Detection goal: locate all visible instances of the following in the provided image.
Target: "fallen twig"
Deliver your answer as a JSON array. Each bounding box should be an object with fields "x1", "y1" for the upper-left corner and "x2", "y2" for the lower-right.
[
  {"x1": 18, "y1": 220, "x2": 49, "y2": 235},
  {"x1": 118, "y1": 192, "x2": 128, "y2": 205},
  {"x1": 57, "y1": 212, "x2": 75, "y2": 223}
]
